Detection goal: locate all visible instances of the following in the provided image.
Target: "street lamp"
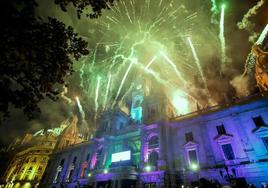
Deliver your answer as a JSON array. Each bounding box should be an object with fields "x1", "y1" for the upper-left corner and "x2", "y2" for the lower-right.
[
  {"x1": 104, "y1": 169, "x2": 108, "y2": 174},
  {"x1": 191, "y1": 163, "x2": 199, "y2": 171},
  {"x1": 144, "y1": 165, "x2": 152, "y2": 172}
]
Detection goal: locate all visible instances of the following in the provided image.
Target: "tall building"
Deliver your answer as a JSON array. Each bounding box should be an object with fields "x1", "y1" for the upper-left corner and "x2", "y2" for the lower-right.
[
  {"x1": 41, "y1": 91, "x2": 268, "y2": 188},
  {"x1": 253, "y1": 45, "x2": 268, "y2": 91},
  {"x1": 1, "y1": 116, "x2": 85, "y2": 188}
]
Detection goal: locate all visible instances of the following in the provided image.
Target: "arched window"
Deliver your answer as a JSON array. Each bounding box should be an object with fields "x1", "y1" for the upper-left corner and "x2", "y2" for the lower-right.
[
  {"x1": 148, "y1": 151, "x2": 159, "y2": 167},
  {"x1": 66, "y1": 156, "x2": 77, "y2": 182},
  {"x1": 148, "y1": 136, "x2": 159, "y2": 149},
  {"x1": 95, "y1": 147, "x2": 103, "y2": 169},
  {"x1": 54, "y1": 159, "x2": 65, "y2": 183}
]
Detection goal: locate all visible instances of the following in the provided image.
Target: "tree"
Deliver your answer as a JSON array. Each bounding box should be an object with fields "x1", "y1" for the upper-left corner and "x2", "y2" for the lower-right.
[
  {"x1": 0, "y1": 0, "x2": 89, "y2": 120},
  {"x1": 54, "y1": 0, "x2": 114, "y2": 18}
]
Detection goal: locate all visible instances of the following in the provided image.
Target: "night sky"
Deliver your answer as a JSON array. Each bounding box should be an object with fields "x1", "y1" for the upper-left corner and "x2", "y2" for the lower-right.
[{"x1": 0, "y1": 0, "x2": 267, "y2": 147}]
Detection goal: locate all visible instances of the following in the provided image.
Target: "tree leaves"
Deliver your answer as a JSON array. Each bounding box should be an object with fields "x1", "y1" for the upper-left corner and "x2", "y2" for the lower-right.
[
  {"x1": 54, "y1": 0, "x2": 114, "y2": 18},
  {"x1": 0, "y1": 0, "x2": 89, "y2": 120}
]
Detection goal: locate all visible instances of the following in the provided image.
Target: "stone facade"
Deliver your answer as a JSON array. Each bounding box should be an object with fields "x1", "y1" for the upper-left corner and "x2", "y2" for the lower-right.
[
  {"x1": 41, "y1": 94, "x2": 268, "y2": 188},
  {"x1": 1, "y1": 116, "x2": 85, "y2": 188}
]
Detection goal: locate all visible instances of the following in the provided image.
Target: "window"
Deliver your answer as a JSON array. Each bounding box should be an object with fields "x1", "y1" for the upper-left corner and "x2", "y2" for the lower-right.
[
  {"x1": 185, "y1": 132, "x2": 193, "y2": 142},
  {"x1": 60, "y1": 159, "x2": 65, "y2": 166},
  {"x1": 222, "y1": 144, "x2": 235, "y2": 160},
  {"x1": 252, "y1": 116, "x2": 265, "y2": 127},
  {"x1": 54, "y1": 159, "x2": 65, "y2": 183},
  {"x1": 95, "y1": 148, "x2": 103, "y2": 169},
  {"x1": 72, "y1": 156, "x2": 77, "y2": 164},
  {"x1": 148, "y1": 151, "x2": 159, "y2": 167},
  {"x1": 148, "y1": 136, "x2": 159, "y2": 149},
  {"x1": 86, "y1": 153, "x2": 90, "y2": 161},
  {"x1": 262, "y1": 137, "x2": 268, "y2": 150},
  {"x1": 32, "y1": 157, "x2": 37, "y2": 162},
  {"x1": 216, "y1": 124, "x2": 226, "y2": 134},
  {"x1": 188, "y1": 150, "x2": 198, "y2": 165}
]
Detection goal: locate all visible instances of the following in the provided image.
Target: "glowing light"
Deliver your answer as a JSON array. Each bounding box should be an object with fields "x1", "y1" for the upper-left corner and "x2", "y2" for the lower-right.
[
  {"x1": 171, "y1": 89, "x2": 190, "y2": 115},
  {"x1": 103, "y1": 169, "x2": 109, "y2": 174},
  {"x1": 144, "y1": 165, "x2": 152, "y2": 172},
  {"x1": 219, "y1": 4, "x2": 226, "y2": 64},
  {"x1": 111, "y1": 151, "x2": 131, "y2": 162},
  {"x1": 191, "y1": 163, "x2": 199, "y2": 171},
  {"x1": 88, "y1": 173, "x2": 92, "y2": 177}
]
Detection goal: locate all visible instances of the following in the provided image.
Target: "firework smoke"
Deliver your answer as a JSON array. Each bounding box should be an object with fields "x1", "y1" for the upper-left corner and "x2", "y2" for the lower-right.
[
  {"x1": 237, "y1": 0, "x2": 265, "y2": 30},
  {"x1": 60, "y1": 85, "x2": 73, "y2": 104}
]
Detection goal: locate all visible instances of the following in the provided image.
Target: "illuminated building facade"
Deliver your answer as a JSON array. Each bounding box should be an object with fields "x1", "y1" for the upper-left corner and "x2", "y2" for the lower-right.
[
  {"x1": 1, "y1": 116, "x2": 85, "y2": 188},
  {"x1": 253, "y1": 45, "x2": 268, "y2": 91},
  {"x1": 41, "y1": 92, "x2": 268, "y2": 188}
]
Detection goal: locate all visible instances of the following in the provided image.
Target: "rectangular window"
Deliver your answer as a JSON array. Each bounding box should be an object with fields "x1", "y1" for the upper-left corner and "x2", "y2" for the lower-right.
[
  {"x1": 188, "y1": 150, "x2": 197, "y2": 165},
  {"x1": 216, "y1": 124, "x2": 226, "y2": 134},
  {"x1": 222, "y1": 144, "x2": 235, "y2": 160},
  {"x1": 185, "y1": 132, "x2": 193, "y2": 142},
  {"x1": 262, "y1": 137, "x2": 268, "y2": 150},
  {"x1": 252, "y1": 116, "x2": 265, "y2": 127}
]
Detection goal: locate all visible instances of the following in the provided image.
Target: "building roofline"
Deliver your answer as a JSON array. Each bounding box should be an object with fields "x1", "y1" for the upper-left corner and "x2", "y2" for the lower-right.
[{"x1": 169, "y1": 92, "x2": 268, "y2": 122}]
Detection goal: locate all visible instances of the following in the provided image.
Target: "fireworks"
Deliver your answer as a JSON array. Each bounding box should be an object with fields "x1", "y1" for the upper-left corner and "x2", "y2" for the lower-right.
[
  {"x1": 76, "y1": 97, "x2": 85, "y2": 120},
  {"x1": 219, "y1": 4, "x2": 226, "y2": 65},
  {"x1": 74, "y1": 0, "x2": 265, "y2": 122},
  {"x1": 256, "y1": 24, "x2": 268, "y2": 45}
]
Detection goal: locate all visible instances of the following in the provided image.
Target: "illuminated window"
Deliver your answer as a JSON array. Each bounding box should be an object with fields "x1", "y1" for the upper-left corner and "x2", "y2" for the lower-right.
[
  {"x1": 80, "y1": 161, "x2": 88, "y2": 178},
  {"x1": 252, "y1": 116, "x2": 265, "y2": 127},
  {"x1": 54, "y1": 159, "x2": 65, "y2": 183},
  {"x1": 66, "y1": 156, "x2": 77, "y2": 182},
  {"x1": 221, "y1": 144, "x2": 235, "y2": 160},
  {"x1": 216, "y1": 124, "x2": 226, "y2": 134},
  {"x1": 185, "y1": 132, "x2": 193, "y2": 142}
]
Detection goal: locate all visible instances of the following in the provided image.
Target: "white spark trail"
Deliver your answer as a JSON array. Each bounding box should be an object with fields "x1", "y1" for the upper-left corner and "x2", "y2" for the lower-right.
[
  {"x1": 256, "y1": 24, "x2": 268, "y2": 45},
  {"x1": 219, "y1": 5, "x2": 226, "y2": 64},
  {"x1": 187, "y1": 37, "x2": 208, "y2": 90},
  {"x1": 103, "y1": 73, "x2": 112, "y2": 111},
  {"x1": 160, "y1": 52, "x2": 187, "y2": 85}
]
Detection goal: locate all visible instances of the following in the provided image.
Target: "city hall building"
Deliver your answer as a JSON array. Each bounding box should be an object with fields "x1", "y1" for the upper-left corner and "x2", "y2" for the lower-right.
[{"x1": 39, "y1": 91, "x2": 268, "y2": 188}]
